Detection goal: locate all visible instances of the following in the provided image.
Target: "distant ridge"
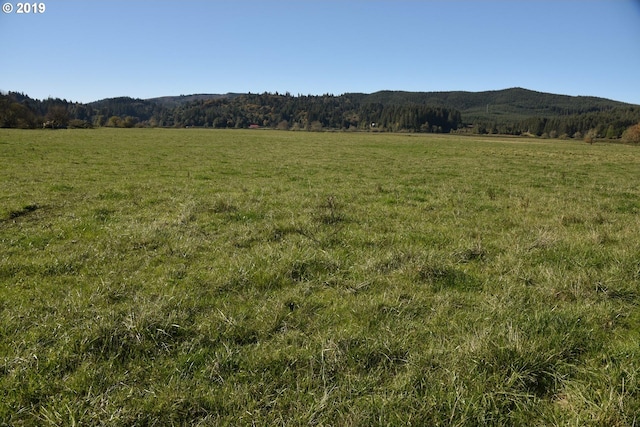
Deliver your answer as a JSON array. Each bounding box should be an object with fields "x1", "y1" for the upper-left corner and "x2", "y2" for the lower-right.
[
  {"x1": 85, "y1": 87, "x2": 640, "y2": 136},
  {"x1": 130, "y1": 87, "x2": 636, "y2": 112},
  {"x1": 345, "y1": 87, "x2": 636, "y2": 121},
  {"x1": 128, "y1": 87, "x2": 637, "y2": 123},
  {"x1": 2, "y1": 87, "x2": 639, "y2": 136},
  {"x1": 146, "y1": 93, "x2": 243, "y2": 108}
]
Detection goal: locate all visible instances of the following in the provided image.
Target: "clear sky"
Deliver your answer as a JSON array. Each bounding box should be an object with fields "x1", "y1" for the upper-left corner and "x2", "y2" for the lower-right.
[{"x1": 1, "y1": 0, "x2": 639, "y2": 104}]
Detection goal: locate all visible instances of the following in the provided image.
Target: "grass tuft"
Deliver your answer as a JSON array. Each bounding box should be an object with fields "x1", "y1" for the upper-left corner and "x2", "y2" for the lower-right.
[{"x1": 6, "y1": 203, "x2": 41, "y2": 220}]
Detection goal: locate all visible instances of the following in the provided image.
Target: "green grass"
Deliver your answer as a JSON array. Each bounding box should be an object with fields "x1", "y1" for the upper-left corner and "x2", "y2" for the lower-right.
[{"x1": 1, "y1": 128, "x2": 639, "y2": 425}]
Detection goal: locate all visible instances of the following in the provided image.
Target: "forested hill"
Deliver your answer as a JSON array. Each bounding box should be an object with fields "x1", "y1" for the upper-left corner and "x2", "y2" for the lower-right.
[
  {"x1": 146, "y1": 93, "x2": 244, "y2": 108},
  {"x1": 349, "y1": 88, "x2": 633, "y2": 120},
  {"x1": 1, "y1": 88, "x2": 639, "y2": 139},
  {"x1": 346, "y1": 88, "x2": 640, "y2": 137}
]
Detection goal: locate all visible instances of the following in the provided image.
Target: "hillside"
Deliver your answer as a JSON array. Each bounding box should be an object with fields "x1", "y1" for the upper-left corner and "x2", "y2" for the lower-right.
[
  {"x1": 349, "y1": 87, "x2": 635, "y2": 121},
  {"x1": 143, "y1": 88, "x2": 633, "y2": 119},
  {"x1": 74, "y1": 88, "x2": 640, "y2": 137},
  {"x1": 145, "y1": 93, "x2": 243, "y2": 108},
  {"x1": 2, "y1": 88, "x2": 639, "y2": 138}
]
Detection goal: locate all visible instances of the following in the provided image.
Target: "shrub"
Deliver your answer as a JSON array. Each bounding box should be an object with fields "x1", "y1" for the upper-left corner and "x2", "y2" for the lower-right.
[
  {"x1": 68, "y1": 119, "x2": 92, "y2": 129},
  {"x1": 621, "y1": 123, "x2": 640, "y2": 144},
  {"x1": 583, "y1": 129, "x2": 597, "y2": 144}
]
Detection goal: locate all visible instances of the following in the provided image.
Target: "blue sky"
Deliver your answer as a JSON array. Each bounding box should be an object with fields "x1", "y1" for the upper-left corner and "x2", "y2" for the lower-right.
[{"x1": 1, "y1": 0, "x2": 639, "y2": 104}]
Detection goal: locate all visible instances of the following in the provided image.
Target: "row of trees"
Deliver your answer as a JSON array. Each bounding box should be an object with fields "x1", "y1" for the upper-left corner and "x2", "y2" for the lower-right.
[
  {"x1": 1, "y1": 90, "x2": 639, "y2": 140},
  {"x1": 0, "y1": 93, "x2": 92, "y2": 129},
  {"x1": 467, "y1": 107, "x2": 640, "y2": 139},
  {"x1": 0, "y1": 92, "x2": 462, "y2": 133},
  {"x1": 166, "y1": 93, "x2": 462, "y2": 132}
]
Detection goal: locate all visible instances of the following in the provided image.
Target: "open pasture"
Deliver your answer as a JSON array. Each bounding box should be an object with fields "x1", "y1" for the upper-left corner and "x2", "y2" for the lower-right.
[{"x1": 1, "y1": 128, "x2": 639, "y2": 425}]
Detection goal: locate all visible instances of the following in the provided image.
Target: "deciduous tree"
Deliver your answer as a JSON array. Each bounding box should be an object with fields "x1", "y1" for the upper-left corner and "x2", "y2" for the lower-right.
[
  {"x1": 621, "y1": 123, "x2": 640, "y2": 144},
  {"x1": 45, "y1": 105, "x2": 69, "y2": 128}
]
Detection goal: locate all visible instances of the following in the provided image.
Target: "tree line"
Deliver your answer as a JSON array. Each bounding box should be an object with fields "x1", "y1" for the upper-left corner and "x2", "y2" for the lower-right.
[
  {"x1": 1, "y1": 90, "x2": 639, "y2": 140},
  {"x1": 0, "y1": 91, "x2": 460, "y2": 132},
  {"x1": 466, "y1": 107, "x2": 640, "y2": 140}
]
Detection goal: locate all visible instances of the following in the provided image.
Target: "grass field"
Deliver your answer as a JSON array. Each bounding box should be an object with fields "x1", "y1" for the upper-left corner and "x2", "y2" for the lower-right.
[{"x1": 1, "y1": 128, "x2": 639, "y2": 425}]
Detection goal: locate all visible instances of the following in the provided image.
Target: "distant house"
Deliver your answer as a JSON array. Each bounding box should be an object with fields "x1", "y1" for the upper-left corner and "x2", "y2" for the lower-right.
[{"x1": 248, "y1": 124, "x2": 260, "y2": 129}]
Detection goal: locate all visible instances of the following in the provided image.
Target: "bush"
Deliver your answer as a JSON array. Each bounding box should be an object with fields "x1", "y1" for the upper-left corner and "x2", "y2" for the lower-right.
[
  {"x1": 584, "y1": 129, "x2": 597, "y2": 144},
  {"x1": 621, "y1": 123, "x2": 640, "y2": 144},
  {"x1": 68, "y1": 119, "x2": 92, "y2": 129}
]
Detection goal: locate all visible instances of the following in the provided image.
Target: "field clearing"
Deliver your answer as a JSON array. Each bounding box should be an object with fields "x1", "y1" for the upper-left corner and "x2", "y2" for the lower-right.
[{"x1": 1, "y1": 128, "x2": 639, "y2": 425}]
